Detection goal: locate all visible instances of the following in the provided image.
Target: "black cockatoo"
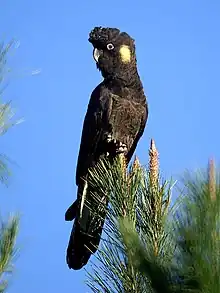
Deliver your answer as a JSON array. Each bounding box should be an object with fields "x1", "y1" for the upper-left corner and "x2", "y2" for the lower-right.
[{"x1": 65, "y1": 27, "x2": 148, "y2": 270}]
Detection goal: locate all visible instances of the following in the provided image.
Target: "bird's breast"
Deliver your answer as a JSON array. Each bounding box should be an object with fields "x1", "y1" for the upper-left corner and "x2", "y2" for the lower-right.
[{"x1": 108, "y1": 93, "x2": 145, "y2": 149}]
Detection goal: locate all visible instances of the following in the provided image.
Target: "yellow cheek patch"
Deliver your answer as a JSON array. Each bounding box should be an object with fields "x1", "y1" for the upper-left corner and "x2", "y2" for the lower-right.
[{"x1": 119, "y1": 45, "x2": 131, "y2": 63}]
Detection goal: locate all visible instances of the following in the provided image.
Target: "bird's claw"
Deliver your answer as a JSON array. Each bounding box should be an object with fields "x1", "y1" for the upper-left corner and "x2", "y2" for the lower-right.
[
  {"x1": 106, "y1": 134, "x2": 112, "y2": 143},
  {"x1": 106, "y1": 135, "x2": 127, "y2": 154},
  {"x1": 116, "y1": 141, "x2": 128, "y2": 154}
]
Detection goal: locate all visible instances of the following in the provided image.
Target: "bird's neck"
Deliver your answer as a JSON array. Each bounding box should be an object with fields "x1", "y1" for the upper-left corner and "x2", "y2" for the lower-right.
[{"x1": 103, "y1": 68, "x2": 142, "y2": 89}]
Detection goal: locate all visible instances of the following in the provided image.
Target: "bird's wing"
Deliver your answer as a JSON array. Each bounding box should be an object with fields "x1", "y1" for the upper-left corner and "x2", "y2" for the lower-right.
[
  {"x1": 65, "y1": 84, "x2": 111, "y2": 222},
  {"x1": 75, "y1": 83, "x2": 107, "y2": 186},
  {"x1": 76, "y1": 85, "x2": 148, "y2": 184},
  {"x1": 126, "y1": 100, "x2": 148, "y2": 162}
]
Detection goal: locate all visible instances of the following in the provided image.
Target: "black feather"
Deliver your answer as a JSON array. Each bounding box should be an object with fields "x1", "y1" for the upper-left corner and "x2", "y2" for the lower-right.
[{"x1": 65, "y1": 27, "x2": 148, "y2": 270}]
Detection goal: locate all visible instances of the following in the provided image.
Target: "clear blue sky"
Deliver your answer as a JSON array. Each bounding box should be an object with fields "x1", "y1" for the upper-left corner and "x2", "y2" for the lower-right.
[{"x1": 0, "y1": 0, "x2": 219, "y2": 292}]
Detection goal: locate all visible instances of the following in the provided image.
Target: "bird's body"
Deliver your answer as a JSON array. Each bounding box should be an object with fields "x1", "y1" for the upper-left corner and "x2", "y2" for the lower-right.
[{"x1": 65, "y1": 27, "x2": 148, "y2": 270}]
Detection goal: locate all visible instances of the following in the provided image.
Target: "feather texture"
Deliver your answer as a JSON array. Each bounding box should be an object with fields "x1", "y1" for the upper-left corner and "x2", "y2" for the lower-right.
[{"x1": 65, "y1": 26, "x2": 148, "y2": 270}]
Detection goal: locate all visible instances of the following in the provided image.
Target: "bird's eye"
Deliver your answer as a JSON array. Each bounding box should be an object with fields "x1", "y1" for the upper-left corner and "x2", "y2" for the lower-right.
[{"x1": 106, "y1": 43, "x2": 114, "y2": 50}]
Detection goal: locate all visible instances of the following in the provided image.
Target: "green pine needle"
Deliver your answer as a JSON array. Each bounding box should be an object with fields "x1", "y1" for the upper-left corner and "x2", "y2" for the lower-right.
[
  {"x1": 86, "y1": 155, "x2": 175, "y2": 293},
  {"x1": 0, "y1": 40, "x2": 21, "y2": 291},
  {"x1": 0, "y1": 215, "x2": 19, "y2": 292}
]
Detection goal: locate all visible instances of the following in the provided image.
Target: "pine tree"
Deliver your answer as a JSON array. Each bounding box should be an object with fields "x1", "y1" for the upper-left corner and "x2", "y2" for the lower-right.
[
  {"x1": 0, "y1": 41, "x2": 23, "y2": 292},
  {"x1": 86, "y1": 139, "x2": 219, "y2": 293}
]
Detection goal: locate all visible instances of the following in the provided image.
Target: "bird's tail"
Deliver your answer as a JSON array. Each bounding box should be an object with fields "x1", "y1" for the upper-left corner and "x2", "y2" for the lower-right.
[{"x1": 65, "y1": 182, "x2": 107, "y2": 270}]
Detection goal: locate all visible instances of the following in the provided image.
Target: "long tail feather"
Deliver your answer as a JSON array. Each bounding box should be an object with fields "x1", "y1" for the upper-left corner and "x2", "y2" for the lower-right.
[{"x1": 66, "y1": 183, "x2": 107, "y2": 270}]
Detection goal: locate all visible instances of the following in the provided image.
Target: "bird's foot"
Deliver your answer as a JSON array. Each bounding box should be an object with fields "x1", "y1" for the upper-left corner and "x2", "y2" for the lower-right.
[
  {"x1": 106, "y1": 135, "x2": 128, "y2": 155},
  {"x1": 106, "y1": 134, "x2": 113, "y2": 143},
  {"x1": 115, "y1": 141, "x2": 128, "y2": 154}
]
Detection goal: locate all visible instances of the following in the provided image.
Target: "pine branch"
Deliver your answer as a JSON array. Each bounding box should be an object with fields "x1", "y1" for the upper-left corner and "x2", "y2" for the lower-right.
[
  {"x1": 119, "y1": 218, "x2": 174, "y2": 293},
  {"x1": 86, "y1": 140, "x2": 175, "y2": 293},
  {"x1": 0, "y1": 42, "x2": 23, "y2": 186},
  {"x1": 0, "y1": 40, "x2": 21, "y2": 291},
  {"x1": 85, "y1": 132, "x2": 220, "y2": 293},
  {"x1": 0, "y1": 101, "x2": 24, "y2": 136},
  {"x1": 172, "y1": 159, "x2": 220, "y2": 293},
  {"x1": 0, "y1": 215, "x2": 19, "y2": 292}
]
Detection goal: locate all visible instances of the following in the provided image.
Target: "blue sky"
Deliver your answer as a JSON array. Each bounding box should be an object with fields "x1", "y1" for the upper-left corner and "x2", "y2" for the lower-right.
[{"x1": 0, "y1": 0, "x2": 219, "y2": 292}]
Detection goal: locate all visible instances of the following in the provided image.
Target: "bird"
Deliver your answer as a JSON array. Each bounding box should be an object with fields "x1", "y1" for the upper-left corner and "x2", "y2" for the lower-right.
[{"x1": 65, "y1": 26, "x2": 148, "y2": 270}]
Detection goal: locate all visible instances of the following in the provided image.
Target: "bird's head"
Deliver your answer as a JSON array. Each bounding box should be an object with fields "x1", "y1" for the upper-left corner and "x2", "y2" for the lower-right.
[{"x1": 88, "y1": 27, "x2": 137, "y2": 79}]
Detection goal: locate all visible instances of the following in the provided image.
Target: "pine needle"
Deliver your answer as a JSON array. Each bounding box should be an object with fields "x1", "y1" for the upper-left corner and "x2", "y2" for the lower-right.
[
  {"x1": 86, "y1": 139, "x2": 174, "y2": 292},
  {"x1": 0, "y1": 40, "x2": 21, "y2": 291}
]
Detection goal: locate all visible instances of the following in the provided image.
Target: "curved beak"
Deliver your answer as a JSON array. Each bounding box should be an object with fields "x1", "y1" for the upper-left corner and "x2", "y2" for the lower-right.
[{"x1": 93, "y1": 48, "x2": 102, "y2": 63}]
